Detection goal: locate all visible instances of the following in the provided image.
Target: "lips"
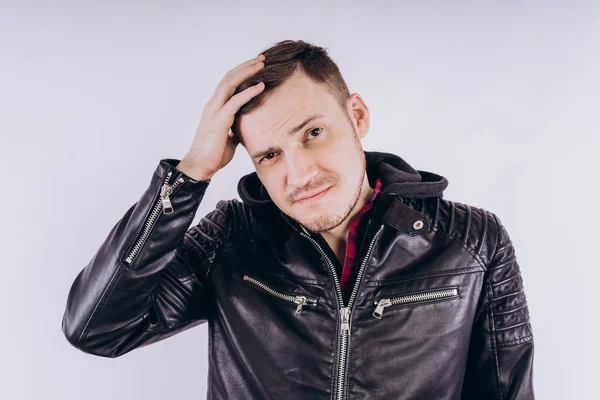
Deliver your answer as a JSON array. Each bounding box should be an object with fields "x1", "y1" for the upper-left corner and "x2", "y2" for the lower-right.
[{"x1": 295, "y1": 186, "x2": 330, "y2": 202}]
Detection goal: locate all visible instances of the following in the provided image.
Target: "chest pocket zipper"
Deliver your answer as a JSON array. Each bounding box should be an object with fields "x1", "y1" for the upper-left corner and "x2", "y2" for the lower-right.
[
  {"x1": 242, "y1": 274, "x2": 319, "y2": 314},
  {"x1": 372, "y1": 287, "x2": 459, "y2": 319}
]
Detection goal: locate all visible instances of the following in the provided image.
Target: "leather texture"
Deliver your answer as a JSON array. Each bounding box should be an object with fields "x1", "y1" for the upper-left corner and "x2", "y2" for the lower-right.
[{"x1": 62, "y1": 151, "x2": 535, "y2": 399}]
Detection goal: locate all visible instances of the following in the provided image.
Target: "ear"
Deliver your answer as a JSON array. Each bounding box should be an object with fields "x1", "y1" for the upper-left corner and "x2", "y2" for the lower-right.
[
  {"x1": 231, "y1": 118, "x2": 246, "y2": 148},
  {"x1": 346, "y1": 93, "x2": 370, "y2": 139}
]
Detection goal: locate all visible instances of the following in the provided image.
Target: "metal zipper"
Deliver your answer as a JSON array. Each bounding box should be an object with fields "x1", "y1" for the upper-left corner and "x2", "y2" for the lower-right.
[
  {"x1": 299, "y1": 223, "x2": 385, "y2": 400},
  {"x1": 243, "y1": 274, "x2": 318, "y2": 314},
  {"x1": 123, "y1": 170, "x2": 186, "y2": 266},
  {"x1": 372, "y1": 287, "x2": 459, "y2": 319}
]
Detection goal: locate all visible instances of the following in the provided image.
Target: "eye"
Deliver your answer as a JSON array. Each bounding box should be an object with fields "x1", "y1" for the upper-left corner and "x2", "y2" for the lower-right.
[
  {"x1": 260, "y1": 152, "x2": 278, "y2": 163},
  {"x1": 306, "y1": 127, "x2": 322, "y2": 140},
  {"x1": 259, "y1": 128, "x2": 323, "y2": 164}
]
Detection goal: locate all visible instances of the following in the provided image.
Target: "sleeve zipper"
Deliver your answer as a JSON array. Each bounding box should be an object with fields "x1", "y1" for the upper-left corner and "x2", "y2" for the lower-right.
[{"x1": 123, "y1": 169, "x2": 186, "y2": 267}]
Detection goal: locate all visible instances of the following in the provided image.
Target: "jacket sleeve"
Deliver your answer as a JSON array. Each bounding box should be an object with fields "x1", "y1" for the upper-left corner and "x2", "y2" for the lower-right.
[
  {"x1": 61, "y1": 158, "x2": 230, "y2": 358},
  {"x1": 461, "y1": 214, "x2": 535, "y2": 399}
]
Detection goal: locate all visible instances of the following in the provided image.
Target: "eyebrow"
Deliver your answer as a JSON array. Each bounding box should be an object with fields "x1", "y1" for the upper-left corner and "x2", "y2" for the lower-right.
[{"x1": 251, "y1": 113, "x2": 326, "y2": 160}]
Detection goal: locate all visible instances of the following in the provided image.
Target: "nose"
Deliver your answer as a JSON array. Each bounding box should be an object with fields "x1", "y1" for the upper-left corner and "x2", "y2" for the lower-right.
[{"x1": 285, "y1": 149, "x2": 318, "y2": 189}]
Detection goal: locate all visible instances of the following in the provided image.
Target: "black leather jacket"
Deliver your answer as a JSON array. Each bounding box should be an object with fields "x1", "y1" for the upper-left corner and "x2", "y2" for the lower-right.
[{"x1": 62, "y1": 150, "x2": 535, "y2": 399}]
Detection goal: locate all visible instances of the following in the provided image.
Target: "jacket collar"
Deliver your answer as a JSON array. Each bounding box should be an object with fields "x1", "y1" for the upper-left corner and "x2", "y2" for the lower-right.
[{"x1": 236, "y1": 150, "x2": 449, "y2": 234}]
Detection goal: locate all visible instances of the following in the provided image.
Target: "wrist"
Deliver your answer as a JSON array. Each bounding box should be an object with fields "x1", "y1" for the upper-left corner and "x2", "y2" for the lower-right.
[{"x1": 175, "y1": 158, "x2": 215, "y2": 181}]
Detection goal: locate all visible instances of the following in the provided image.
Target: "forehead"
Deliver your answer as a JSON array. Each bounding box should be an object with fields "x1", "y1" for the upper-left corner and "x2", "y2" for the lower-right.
[{"x1": 238, "y1": 69, "x2": 338, "y2": 139}]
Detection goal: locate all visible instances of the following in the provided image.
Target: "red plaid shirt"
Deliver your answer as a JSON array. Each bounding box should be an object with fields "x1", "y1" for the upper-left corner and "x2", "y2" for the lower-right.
[{"x1": 339, "y1": 177, "x2": 384, "y2": 299}]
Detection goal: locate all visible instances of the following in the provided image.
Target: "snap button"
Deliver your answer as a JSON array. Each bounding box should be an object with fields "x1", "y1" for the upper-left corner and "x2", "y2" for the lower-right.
[{"x1": 413, "y1": 220, "x2": 424, "y2": 230}]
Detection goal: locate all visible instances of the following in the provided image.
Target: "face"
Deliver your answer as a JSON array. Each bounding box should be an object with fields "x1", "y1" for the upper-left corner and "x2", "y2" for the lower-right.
[{"x1": 237, "y1": 68, "x2": 371, "y2": 233}]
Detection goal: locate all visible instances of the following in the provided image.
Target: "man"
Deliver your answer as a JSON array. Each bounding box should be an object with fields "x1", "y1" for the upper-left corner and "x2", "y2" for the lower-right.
[{"x1": 62, "y1": 40, "x2": 535, "y2": 399}]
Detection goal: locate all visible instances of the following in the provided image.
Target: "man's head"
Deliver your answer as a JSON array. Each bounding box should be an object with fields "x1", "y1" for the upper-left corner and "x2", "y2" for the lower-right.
[{"x1": 232, "y1": 40, "x2": 371, "y2": 233}]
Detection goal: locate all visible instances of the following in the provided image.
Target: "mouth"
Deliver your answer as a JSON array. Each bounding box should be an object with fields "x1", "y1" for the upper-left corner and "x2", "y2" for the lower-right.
[{"x1": 294, "y1": 186, "x2": 332, "y2": 205}]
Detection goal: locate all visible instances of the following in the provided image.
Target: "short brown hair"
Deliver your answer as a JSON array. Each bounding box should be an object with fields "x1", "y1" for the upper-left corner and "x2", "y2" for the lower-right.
[{"x1": 231, "y1": 40, "x2": 350, "y2": 141}]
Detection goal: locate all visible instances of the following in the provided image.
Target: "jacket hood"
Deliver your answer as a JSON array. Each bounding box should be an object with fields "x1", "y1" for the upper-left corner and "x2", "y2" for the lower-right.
[{"x1": 237, "y1": 150, "x2": 448, "y2": 211}]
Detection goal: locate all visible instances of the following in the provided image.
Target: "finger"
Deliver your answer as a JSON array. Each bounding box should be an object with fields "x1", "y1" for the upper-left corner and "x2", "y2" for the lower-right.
[
  {"x1": 205, "y1": 56, "x2": 263, "y2": 113},
  {"x1": 211, "y1": 56, "x2": 265, "y2": 107},
  {"x1": 221, "y1": 81, "x2": 265, "y2": 117}
]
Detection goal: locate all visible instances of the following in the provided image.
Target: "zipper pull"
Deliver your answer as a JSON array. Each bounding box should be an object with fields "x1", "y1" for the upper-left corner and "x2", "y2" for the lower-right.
[
  {"x1": 160, "y1": 183, "x2": 174, "y2": 214},
  {"x1": 340, "y1": 306, "x2": 351, "y2": 334},
  {"x1": 294, "y1": 296, "x2": 308, "y2": 314},
  {"x1": 373, "y1": 299, "x2": 392, "y2": 319}
]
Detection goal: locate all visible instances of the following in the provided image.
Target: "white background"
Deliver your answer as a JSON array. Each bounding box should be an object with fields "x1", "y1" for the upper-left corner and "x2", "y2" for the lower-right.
[{"x1": 1, "y1": 1, "x2": 598, "y2": 399}]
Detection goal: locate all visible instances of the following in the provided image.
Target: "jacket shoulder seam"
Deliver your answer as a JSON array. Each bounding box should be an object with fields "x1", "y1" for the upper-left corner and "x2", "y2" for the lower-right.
[
  {"x1": 432, "y1": 227, "x2": 487, "y2": 270},
  {"x1": 431, "y1": 199, "x2": 499, "y2": 269}
]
